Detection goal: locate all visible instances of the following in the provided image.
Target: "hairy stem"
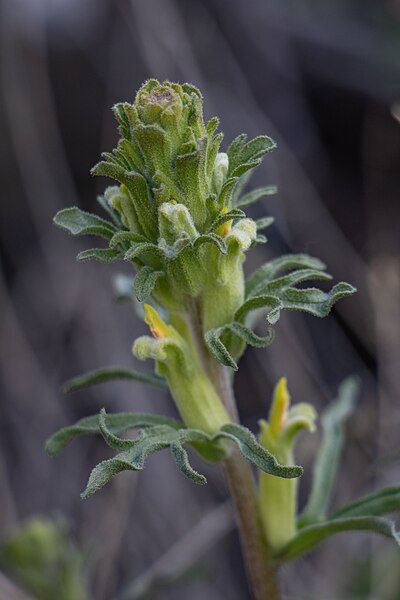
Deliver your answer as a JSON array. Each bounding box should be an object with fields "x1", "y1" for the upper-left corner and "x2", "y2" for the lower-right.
[{"x1": 186, "y1": 299, "x2": 280, "y2": 599}]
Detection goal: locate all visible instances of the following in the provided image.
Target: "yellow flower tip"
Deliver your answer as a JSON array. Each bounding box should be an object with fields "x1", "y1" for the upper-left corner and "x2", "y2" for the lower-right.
[
  {"x1": 269, "y1": 377, "x2": 291, "y2": 438},
  {"x1": 216, "y1": 207, "x2": 232, "y2": 237},
  {"x1": 144, "y1": 304, "x2": 173, "y2": 339}
]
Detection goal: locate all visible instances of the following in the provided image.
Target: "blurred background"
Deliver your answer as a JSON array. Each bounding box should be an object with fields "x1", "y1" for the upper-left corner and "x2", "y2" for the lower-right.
[{"x1": 1, "y1": 1, "x2": 400, "y2": 598}]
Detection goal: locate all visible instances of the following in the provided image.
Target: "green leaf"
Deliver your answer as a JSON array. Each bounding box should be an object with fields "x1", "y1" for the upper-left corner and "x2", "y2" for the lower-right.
[
  {"x1": 207, "y1": 209, "x2": 246, "y2": 233},
  {"x1": 134, "y1": 266, "x2": 164, "y2": 302},
  {"x1": 97, "y1": 193, "x2": 123, "y2": 227},
  {"x1": 235, "y1": 295, "x2": 283, "y2": 325},
  {"x1": 54, "y1": 207, "x2": 117, "y2": 240},
  {"x1": 109, "y1": 231, "x2": 148, "y2": 248},
  {"x1": 204, "y1": 327, "x2": 238, "y2": 371},
  {"x1": 252, "y1": 269, "x2": 333, "y2": 300},
  {"x1": 171, "y1": 442, "x2": 207, "y2": 485},
  {"x1": 77, "y1": 248, "x2": 123, "y2": 263},
  {"x1": 246, "y1": 254, "x2": 327, "y2": 298},
  {"x1": 45, "y1": 412, "x2": 181, "y2": 456},
  {"x1": 231, "y1": 160, "x2": 260, "y2": 179},
  {"x1": 63, "y1": 365, "x2": 167, "y2": 394},
  {"x1": 274, "y1": 282, "x2": 356, "y2": 318},
  {"x1": 255, "y1": 216, "x2": 274, "y2": 231},
  {"x1": 275, "y1": 517, "x2": 400, "y2": 562},
  {"x1": 193, "y1": 233, "x2": 227, "y2": 255},
  {"x1": 331, "y1": 487, "x2": 400, "y2": 520},
  {"x1": 219, "y1": 424, "x2": 302, "y2": 479},
  {"x1": 299, "y1": 377, "x2": 359, "y2": 526},
  {"x1": 235, "y1": 185, "x2": 277, "y2": 209},
  {"x1": 124, "y1": 242, "x2": 163, "y2": 262},
  {"x1": 204, "y1": 319, "x2": 275, "y2": 370}
]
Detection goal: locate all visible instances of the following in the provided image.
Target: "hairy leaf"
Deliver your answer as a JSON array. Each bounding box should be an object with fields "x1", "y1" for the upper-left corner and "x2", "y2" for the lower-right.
[
  {"x1": 193, "y1": 233, "x2": 227, "y2": 255},
  {"x1": 54, "y1": 207, "x2": 117, "y2": 240},
  {"x1": 45, "y1": 412, "x2": 180, "y2": 456},
  {"x1": 208, "y1": 209, "x2": 246, "y2": 233},
  {"x1": 134, "y1": 266, "x2": 164, "y2": 302},
  {"x1": 204, "y1": 320, "x2": 275, "y2": 370},
  {"x1": 235, "y1": 185, "x2": 277, "y2": 209},
  {"x1": 219, "y1": 424, "x2": 302, "y2": 479},
  {"x1": 246, "y1": 254, "x2": 326, "y2": 298},
  {"x1": 299, "y1": 377, "x2": 359, "y2": 526},
  {"x1": 63, "y1": 365, "x2": 167, "y2": 394},
  {"x1": 77, "y1": 248, "x2": 123, "y2": 263},
  {"x1": 255, "y1": 216, "x2": 274, "y2": 231}
]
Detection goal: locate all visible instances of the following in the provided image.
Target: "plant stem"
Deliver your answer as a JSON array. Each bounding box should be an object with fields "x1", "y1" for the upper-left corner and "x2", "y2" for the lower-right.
[
  {"x1": 214, "y1": 365, "x2": 281, "y2": 600},
  {"x1": 186, "y1": 299, "x2": 280, "y2": 599}
]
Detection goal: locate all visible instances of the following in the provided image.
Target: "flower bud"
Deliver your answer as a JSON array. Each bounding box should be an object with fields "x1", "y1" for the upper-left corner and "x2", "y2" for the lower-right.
[
  {"x1": 258, "y1": 378, "x2": 317, "y2": 550},
  {"x1": 212, "y1": 152, "x2": 229, "y2": 193},
  {"x1": 133, "y1": 305, "x2": 230, "y2": 433}
]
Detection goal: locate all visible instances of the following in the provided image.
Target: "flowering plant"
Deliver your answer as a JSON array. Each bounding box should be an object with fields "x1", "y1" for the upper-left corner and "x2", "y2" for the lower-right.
[{"x1": 47, "y1": 80, "x2": 399, "y2": 599}]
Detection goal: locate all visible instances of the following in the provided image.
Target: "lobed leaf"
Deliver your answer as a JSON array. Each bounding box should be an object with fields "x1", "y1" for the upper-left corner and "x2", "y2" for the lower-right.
[
  {"x1": 274, "y1": 282, "x2": 356, "y2": 318},
  {"x1": 63, "y1": 365, "x2": 167, "y2": 394},
  {"x1": 45, "y1": 412, "x2": 181, "y2": 456},
  {"x1": 246, "y1": 254, "x2": 327, "y2": 298}
]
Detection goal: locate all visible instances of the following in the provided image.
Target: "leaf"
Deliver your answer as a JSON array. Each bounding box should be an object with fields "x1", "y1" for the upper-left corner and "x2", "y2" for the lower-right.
[
  {"x1": 255, "y1": 216, "x2": 274, "y2": 231},
  {"x1": 207, "y1": 209, "x2": 246, "y2": 233},
  {"x1": 231, "y1": 160, "x2": 260, "y2": 179},
  {"x1": 124, "y1": 242, "x2": 163, "y2": 262},
  {"x1": 109, "y1": 231, "x2": 148, "y2": 248},
  {"x1": 275, "y1": 517, "x2": 400, "y2": 562},
  {"x1": 171, "y1": 442, "x2": 207, "y2": 485},
  {"x1": 54, "y1": 207, "x2": 117, "y2": 240},
  {"x1": 235, "y1": 185, "x2": 277, "y2": 208},
  {"x1": 246, "y1": 254, "x2": 327, "y2": 298},
  {"x1": 97, "y1": 193, "x2": 123, "y2": 227},
  {"x1": 63, "y1": 365, "x2": 167, "y2": 394},
  {"x1": 252, "y1": 269, "x2": 333, "y2": 300},
  {"x1": 235, "y1": 295, "x2": 283, "y2": 325},
  {"x1": 331, "y1": 487, "x2": 400, "y2": 520},
  {"x1": 48, "y1": 405, "x2": 302, "y2": 498},
  {"x1": 193, "y1": 233, "x2": 227, "y2": 255},
  {"x1": 134, "y1": 267, "x2": 164, "y2": 302},
  {"x1": 204, "y1": 320, "x2": 275, "y2": 370},
  {"x1": 219, "y1": 424, "x2": 302, "y2": 479},
  {"x1": 77, "y1": 248, "x2": 123, "y2": 263},
  {"x1": 204, "y1": 327, "x2": 238, "y2": 371},
  {"x1": 299, "y1": 377, "x2": 359, "y2": 526},
  {"x1": 82, "y1": 416, "x2": 211, "y2": 497},
  {"x1": 45, "y1": 412, "x2": 181, "y2": 456},
  {"x1": 275, "y1": 282, "x2": 356, "y2": 318}
]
